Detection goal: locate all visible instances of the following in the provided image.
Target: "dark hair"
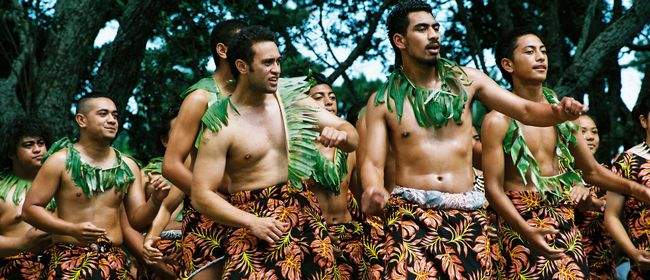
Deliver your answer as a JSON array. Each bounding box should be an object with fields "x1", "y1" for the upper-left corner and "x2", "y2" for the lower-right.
[
  {"x1": 387, "y1": 0, "x2": 433, "y2": 67},
  {"x1": 154, "y1": 104, "x2": 180, "y2": 155},
  {"x1": 226, "y1": 25, "x2": 277, "y2": 80},
  {"x1": 209, "y1": 19, "x2": 247, "y2": 67},
  {"x1": 1, "y1": 116, "x2": 52, "y2": 170},
  {"x1": 309, "y1": 72, "x2": 332, "y2": 89},
  {"x1": 633, "y1": 96, "x2": 650, "y2": 121},
  {"x1": 495, "y1": 28, "x2": 543, "y2": 85},
  {"x1": 76, "y1": 91, "x2": 119, "y2": 114}
]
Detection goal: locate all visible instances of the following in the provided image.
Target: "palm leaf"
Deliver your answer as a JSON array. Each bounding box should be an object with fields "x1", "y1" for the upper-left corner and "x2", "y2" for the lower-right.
[{"x1": 312, "y1": 149, "x2": 349, "y2": 194}]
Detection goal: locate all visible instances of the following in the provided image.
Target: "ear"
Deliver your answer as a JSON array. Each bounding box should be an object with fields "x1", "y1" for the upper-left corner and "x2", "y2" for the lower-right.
[
  {"x1": 500, "y1": 58, "x2": 514, "y2": 75},
  {"x1": 640, "y1": 115, "x2": 648, "y2": 130},
  {"x1": 216, "y1": 43, "x2": 228, "y2": 60},
  {"x1": 75, "y1": 114, "x2": 87, "y2": 128},
  {"x1": 235, "y1": 59, "x2": 248, "y2": 76},
  {"x1": 393, "y1": 33, "x2": 406, "y2": 50},
  {"x1": 161, "y1": 135, "x2": 169, "y2": 148}
]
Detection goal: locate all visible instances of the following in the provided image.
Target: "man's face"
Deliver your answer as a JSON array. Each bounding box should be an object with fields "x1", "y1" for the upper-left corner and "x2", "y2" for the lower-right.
[
  {"x1": 246, "y1": 41, "x2": 281, "y2": 93},
  {"x1": 77, "y1": 98, "x2": 119, "y2": 140},
  {"x1": 11, "y1": 136, "x2": 47, "y2": 170},
  {"x1": 575, "y1": 115, "x2": 599, "y2": 154},
  {"x1": 508, "y1": 34, "x2": 548, "y2": 83},
  {"x1": 308, "y1": 84, "x2": 338, "y2": 115},
  {"x1": 398, "y1": 11, "x2": 441, "y2": 66}
]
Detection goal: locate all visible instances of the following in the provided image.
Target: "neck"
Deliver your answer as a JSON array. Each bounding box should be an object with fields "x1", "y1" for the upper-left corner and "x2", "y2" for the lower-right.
[
  {"x1": 401, "y1": 57, "x2": 440, "y2": 88},
  {"x1": 11, "y1": 164, "x2": 37, "y2": 181},
  {"x1": 213, "y1": 63, "x2": 236, "y2": 94},
  {"x1": 77, "y1": 134, "x2": 112, "y2": 159},
  {"x1": 512, "y1": 78, "x2": 545, "y2": 102},
  {"x1": 231, "y1": 79, "x2": 267, "y2": 107}
]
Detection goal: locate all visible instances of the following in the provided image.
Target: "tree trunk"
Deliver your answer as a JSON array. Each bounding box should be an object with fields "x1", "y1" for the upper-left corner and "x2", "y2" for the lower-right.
[
  {"x1": 35, "y1": 0, "x2": 114, "y2": 138},
  {"x1": 554, "y1": 0, "x2": 650, "y2": 98},
  {"x1": 543, "y1": 0, "x2": 565, "y2": 86},
  {"x1": 93, "y1": 0, "x2": 170, "y2": 118}
]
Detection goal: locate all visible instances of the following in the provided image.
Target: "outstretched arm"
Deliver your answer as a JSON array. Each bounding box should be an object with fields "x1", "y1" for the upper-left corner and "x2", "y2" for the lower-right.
[
  {"x1": 469, "y1": 68, "x2": 584, "y2": 126},
  {"x1": 163, "y1": 91, "x2": 211, "y2": 194},
  {"x1": 571, "y1": 133, "x2": 650, "y2": 203},
  {"x1": 482, "y1": 112, "x2": 563, "y2": 260}
]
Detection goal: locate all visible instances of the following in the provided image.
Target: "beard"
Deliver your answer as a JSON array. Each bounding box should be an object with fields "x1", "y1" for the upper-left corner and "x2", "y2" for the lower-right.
[{"x1": 413, "y1": 54, "x2": 438, "y2": 67}]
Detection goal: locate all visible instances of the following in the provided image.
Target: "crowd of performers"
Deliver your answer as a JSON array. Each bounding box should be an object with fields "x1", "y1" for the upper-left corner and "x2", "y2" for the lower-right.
[{"x1": 2, "y1": 1, "x2": 650, "y2": 279}]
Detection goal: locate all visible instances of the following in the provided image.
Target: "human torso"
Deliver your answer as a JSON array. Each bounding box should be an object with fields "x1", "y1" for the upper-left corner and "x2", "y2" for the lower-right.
[
  {"x1": 223, "y1": 94, "x2": 289, "y2": 193},
  {"x1": 384, "y1": 85, "x2": 478, "y2": 193},
  {"x1": 310, "y1": 146, "x2": 352, "y2": 224},
  {"x1": 53, "y1": 147, "x2": 128, "y2": 245},
  {"x1": 0, "y1": 183, "x2": 33, "y2": 239}
]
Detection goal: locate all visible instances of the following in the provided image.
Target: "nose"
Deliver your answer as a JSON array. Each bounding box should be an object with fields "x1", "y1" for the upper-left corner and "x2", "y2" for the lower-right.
[
  {"x1": 107, "y1": 114, "x2": 117, "y2": 125},
  {"x1": 428, "y1": 27, "x2": 439, "y2": 41},
  {"x1": 33, "y1": 144, "x2": 43, "y2": 155},
  {"x1": 271, "y1": 61, "x2": 281, "y2": 75},
  {"x1": 535, "y1": 50, "x2": 546, "y2": 62}
]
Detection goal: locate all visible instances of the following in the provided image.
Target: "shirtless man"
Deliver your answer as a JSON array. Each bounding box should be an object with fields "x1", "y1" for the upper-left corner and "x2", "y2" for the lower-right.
[
  {"x1": 483, "y1": 29, "x2": 650, "y2": 279},
  {"x1": 159, "y1": 19, "x2": 246, "y2": 279},
  {"x1": 360, "y1": 1, "x2": 586, "y2": 278},
  {"x1": 305, "y1": 73, "x2": 363, "y2": 279},
  {"x1": 0, "y1": 118, "x2": 52, "y2": 279},
  {"x1": 22, "y1": 93, "x2": 150, "y2": 279},
  {"x1": 191, "y1": 25, "x2": 358, "y2": 279}
]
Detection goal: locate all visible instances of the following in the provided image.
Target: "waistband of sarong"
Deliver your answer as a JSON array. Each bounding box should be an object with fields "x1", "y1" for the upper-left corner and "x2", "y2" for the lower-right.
[
  {"x1": 505, "y1": 189, "x2": 573, "y2": 208},
  {"x1": 228, "y1": 182, "x2": 304, "y2": 205},
  {"x1": 392, "y1": 179, "x2": 486, "y2": 210},
  {"x1": 160, "y1": 229, "x2": 182, "y2": 240},
  {"x1": 1, "y1": 250, "x2": 41, "y2": 261},
  {"x1": 51, "y1": 236, "x2": 120, "y2": 254}
]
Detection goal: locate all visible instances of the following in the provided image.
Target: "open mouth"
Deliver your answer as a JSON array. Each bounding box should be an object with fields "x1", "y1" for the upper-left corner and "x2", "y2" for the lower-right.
[
  {"x1": 533, "y1": 65, "x2": 547, "y2": 71},
  {"x1": 426, "y1": 44, "x2": 440, "y2": 54}
]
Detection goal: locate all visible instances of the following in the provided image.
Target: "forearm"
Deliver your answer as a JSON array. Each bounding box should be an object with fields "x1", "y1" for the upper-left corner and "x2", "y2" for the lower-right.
[
  {"x1": 145, "y1": 204, "x2": 173, "y2": 240},
  {"x1": 162, "y1": 159, "x2": 192, "y2": 194},
  {"x1": 583, "y1": 165, "x2": 635, "y2": 196},
  {"x1": 122, "y1": 217, "x2": 146, "y2": 260},
  {"x1": 337, "y1": 123, "x2": 359, "y2": 153},
  {"x1": 129, "y1": 198, "x2": 162, "y2": 231},
  {"x1": 23, "y1": 205, "x2": 76, "y2": 236},
  {"x1": 605, "y1": 210, "x2": 638, "y2": 258},
  {"x1": 516, "y1": 102, "x2": 562, "y2": 126},
  {"x1": 360, "y1": 161, "x2": 385, "y2": 193},
  {"x1": 192, "y1": 188, "x2": 256, "y2": 228},
  {"x1": 0, "y1": 236, "x2": 28, "y2": 257}
]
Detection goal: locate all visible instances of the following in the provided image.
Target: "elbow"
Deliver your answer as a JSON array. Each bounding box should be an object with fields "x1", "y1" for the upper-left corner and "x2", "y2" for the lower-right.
[
  {"x1": 161, "y1": 159, "x2": 174, "y2": 180},
  {"x1": 190, "y1": 188, "x2": 207, "y2": 212},
  {"x1": 20, "y1": 205, "x2": 36, "y2": 225}
]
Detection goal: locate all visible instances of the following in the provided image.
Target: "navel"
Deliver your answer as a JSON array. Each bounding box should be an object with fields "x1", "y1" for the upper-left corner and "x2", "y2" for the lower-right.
[
  {"x1": 76, "y1": 192, "x2": 82, "y2": 197},
  {"x1": 401, "y1": 131, "x2": 410, "y2": 138},
  {"x1": 244, "y1": 154, "x2": 252, "y2": 160}
]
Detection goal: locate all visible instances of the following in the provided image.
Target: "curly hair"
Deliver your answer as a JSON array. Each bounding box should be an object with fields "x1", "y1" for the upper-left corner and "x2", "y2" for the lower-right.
[{"x1": 0, "y1": 116, "x2": 52, "y2": 170}]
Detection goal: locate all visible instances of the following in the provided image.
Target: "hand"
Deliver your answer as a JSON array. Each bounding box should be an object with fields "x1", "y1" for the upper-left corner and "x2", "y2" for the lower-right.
[
  {"x1": 630, "y1": 184, "x2": 650, "y2": 204},
  {"x1": 631, "y1": 249, "x2": 650, "y2": 271},
  {"x1": 143, "y1": 236, "x2": 163, "y2": 264},
  {"x1": 22, "y1": 228, "x2": 51, "y2": 250},
  {"x1": 570, "y1": 184, "x2": 591, "y2": 205},
  {"x1": 317, "y1": 127, "x2": 347, "y2": 148},
  {"x1": 553, "y1": 97, "x2": 586, "y2": 121},
  {"x1": 246, "y1": 216, "x2": 288, "y2": 244},
  {"x1": 522, "y1": 226, "x2": 564, "y2": 260},
  {"x1": 361, "y1": 186, "x2": 389, "y2": 216},
  {"x1": 149, "y1": 174, "x2": 171, "y2": 205},
  {"x1": 69, "y1": 222, "x2": 106, "y2": 243}
]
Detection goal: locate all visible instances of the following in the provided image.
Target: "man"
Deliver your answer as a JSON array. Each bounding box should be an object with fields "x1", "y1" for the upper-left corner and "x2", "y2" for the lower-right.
[
  {"x1": 0, "y1": 117, "x2": 52, "y2": 279},
  {"x1": 191, "y1": 26, "x2": 358, "y2": 279},
  {"x1": 22, "y1": 93, "x2": 150, "y2": 279},
  {"x1": 360, "y1": 1, "x2": 586, "y2": 278},
  {"x1": 305, "y1": 73, "x2": 364, "y2": 279},
  {"x1": 606, "y1": 98, "x2": 650, "y2": 280},
  {"x1": 160, "y1": 19, "x2": 246, "y2": 279},
  {"x1": 483, "y1": 29, "x2": 650, "y2": 279}
]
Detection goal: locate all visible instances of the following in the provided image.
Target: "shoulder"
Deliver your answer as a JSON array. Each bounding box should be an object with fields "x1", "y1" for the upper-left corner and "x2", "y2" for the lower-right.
[
  {"x1": 482, "y1": 111, "x2": 511, "y2": 135},
  {"x1": 121, "y1": 155, "x2": 141, "y2": 173},
  {"x1": 181, "y1": 89, "x2": 212, "y2": 108},
  {"x1": 42, "y1": 149, "x2": 68, "y2": 167}
]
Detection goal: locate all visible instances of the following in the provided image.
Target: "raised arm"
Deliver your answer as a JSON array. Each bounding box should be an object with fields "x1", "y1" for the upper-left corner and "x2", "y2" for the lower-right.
[
  {"x1": 481, "y1": 112, "x2": 563, "y2": 260},
  {"x1": 360, "y1": 95, "x2": 390, "y2": 216},
  {"x1": 162, "y1": 91, "x2": 211, "y2": 194},
  {"x1": 23, "y1": 151, "x2": 106, "y2": 242},
  {"x1": 468, "y1": 68, "x2": 583, "y2": 126},
  {"x1": 124, "y1": 158, "x2": 168, "y2": 231},
  {"x1": 301, "y1": 98, "x2": 359, "y2": 153},
  {"x1": 571, "y1": 132, "x2": 650, "y2": 203},
  {"x1": 191, "y1": 130, "x2": 287, "y2": 244}
]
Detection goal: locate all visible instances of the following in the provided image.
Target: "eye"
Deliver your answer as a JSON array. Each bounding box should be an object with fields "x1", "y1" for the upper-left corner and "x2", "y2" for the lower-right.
[{"x1": 525, "y1": 50, "x2": 534, "y2": 55}]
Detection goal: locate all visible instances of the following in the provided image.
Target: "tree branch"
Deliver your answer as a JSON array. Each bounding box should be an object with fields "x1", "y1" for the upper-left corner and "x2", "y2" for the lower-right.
[
  {"x1": 575, "y1": 0, "x2": 600, "y2": 57},
  {"x1": 554, "y1": 0, "x2": 650, "y2": 97},
  {"x1": 627, "y1": 43, "x2": 650, "y2": 51}
]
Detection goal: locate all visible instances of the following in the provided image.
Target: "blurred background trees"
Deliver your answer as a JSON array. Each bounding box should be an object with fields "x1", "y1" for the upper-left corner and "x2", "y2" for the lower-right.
[{"x1": 1, "y1": 0, "x2": 648, "y2": 162}]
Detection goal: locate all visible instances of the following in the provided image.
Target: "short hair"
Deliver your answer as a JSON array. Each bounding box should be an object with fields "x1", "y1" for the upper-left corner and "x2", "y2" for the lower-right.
[
  {"x1": 209, "y1": 19, "x2": 247, "y2": 67},
  {"x1": 387, "y1": 0, "x2": 433, "y2": 67},
  {"x1": 227, "y1": 25, "x2": 277, "y2": 80},
  {"x1": 0, "y1": 116, "x2": 52, "y2": 170},
  {"x1": 76, "y1": 91, "x2": 119, "y2": 115},
  {"x1": 633, "y1": 96, "x2": 650, "y2": 120},
  {"x1": 154, "y1": 104, "x2": 180, "y2": 155},
  {"x1": 309, "y1": 72, "x2": 332, "y2": 89},
  {"x1": 495, "y1": 28, "x2": 543, "y2": 85}
]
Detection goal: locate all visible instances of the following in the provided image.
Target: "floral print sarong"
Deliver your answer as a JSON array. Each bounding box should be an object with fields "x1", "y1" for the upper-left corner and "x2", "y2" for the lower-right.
[
  {"x1": 46, "y1": 237, "x2": 132, "y2": 280},
  {"x1": 0, "y1": 250, "x2": 48, "y2": 280},
  {"x1": 180, "y1": 197, "x2": 227, "y2": 279}
]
